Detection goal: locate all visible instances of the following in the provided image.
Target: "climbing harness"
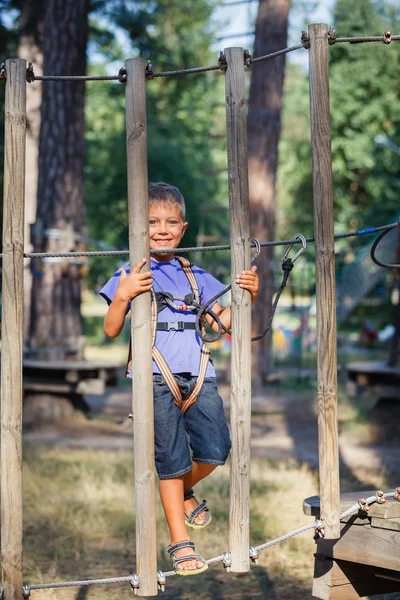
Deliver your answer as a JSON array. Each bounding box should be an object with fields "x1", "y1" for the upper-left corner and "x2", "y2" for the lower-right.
[
  {"x1": 126, "y1": 235, "x2": 306, "y2": 414},
  {"x1": 126, "y1": 256, "x2": 210, "y2": 415}
]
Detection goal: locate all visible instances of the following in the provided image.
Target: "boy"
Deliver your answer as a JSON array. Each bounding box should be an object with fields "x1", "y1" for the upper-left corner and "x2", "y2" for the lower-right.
[{"x1": 100, "y1": 183, "x2": 259, "y2": 576}]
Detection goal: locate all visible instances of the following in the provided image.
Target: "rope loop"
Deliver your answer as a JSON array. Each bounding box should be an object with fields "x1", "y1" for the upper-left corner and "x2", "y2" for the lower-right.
[{"x1": 282, "y1": 233, "x2": 307, "y2": 264}]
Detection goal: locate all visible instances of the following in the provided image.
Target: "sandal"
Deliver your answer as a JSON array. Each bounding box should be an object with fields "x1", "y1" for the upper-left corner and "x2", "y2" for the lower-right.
[
  {"x1": 168, "y1": 541, "x2": 208, "y2": 576},
  {"x1": 184, "y1": 488, "x2": 212, "y2": 530}
]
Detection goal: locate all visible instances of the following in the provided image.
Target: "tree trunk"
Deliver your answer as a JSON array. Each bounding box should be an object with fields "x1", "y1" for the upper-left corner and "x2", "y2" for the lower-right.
[
  {"x1": 17, "y1": 0, "x2": 44, "y2": 340},
  {"x1": 247, "y1": 0, "x2": 291, "y2": 388},
  {"x1": 28, "y1": 0, "x2": 89, "y2": 360}
]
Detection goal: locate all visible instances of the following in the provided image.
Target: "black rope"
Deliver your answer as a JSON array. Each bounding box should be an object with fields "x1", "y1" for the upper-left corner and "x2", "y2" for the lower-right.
[{"x1": 370, "y1": 226, "x2": 400, "y2": 269}]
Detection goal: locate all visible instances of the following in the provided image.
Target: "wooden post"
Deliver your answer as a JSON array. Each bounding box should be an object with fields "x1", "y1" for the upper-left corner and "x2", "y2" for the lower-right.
[
  {"x1": 308, "y1": 24, "x2": 340, "y2": 539},
  {"x1": 1, "y1": 58, "x2": 26, "y2": 600},
  {"x1": 224, "y1": 46, "x2": 252, "y2": 572},
  {"x1": 125, "y1": 57, "x2": 158, "y2": 597}
]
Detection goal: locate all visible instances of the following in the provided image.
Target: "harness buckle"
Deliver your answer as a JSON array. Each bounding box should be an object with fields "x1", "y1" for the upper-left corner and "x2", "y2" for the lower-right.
[{"x1": 166, "y1": 321, "x2": 185, "y2": 331}]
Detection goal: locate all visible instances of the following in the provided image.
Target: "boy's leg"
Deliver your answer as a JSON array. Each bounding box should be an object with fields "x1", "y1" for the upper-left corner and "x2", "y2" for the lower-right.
[
  {"x1": 183, "y1": 463, "x2": 217, "y2": 525},
  {"x1": 159, "y1": 476, "x2": 206, "y2": 571}
]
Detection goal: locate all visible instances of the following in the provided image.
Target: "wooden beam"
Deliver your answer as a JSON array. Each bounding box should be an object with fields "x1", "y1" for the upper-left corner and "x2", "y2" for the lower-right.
[
  {"x1": 224, "y1": 46, "x2": 252, "y2": 573},
  {"x1": 308, "y1": 23, "x2": 340, "y2": 539},
  {"x1": 125, "y1": 57, "x2": 158, "y2": 597},
  {"x1": 1, "y1": 58, "x2": 26, "y2": 600}
]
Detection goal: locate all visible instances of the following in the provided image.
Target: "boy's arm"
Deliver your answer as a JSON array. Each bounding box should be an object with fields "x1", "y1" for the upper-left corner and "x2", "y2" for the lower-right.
[
  {"x1": 103, "y1": 259, "x2": 152, "y2": 338},
  {"x1": 205, "y1": 266, "x2": 259, "y2": 332}
]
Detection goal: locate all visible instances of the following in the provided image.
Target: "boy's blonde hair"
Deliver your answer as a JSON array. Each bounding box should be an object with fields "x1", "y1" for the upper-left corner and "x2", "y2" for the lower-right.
[{"x1": 148, "y1": 182, "x2": 186, "y2": 221}]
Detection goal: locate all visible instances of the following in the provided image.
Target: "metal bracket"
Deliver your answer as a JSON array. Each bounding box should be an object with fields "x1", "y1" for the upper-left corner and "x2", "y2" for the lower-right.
[
  {"x1": 301, "y1": 31, "x2": 310, "y2": 49},
  {"x1": 145, "y1": 60, "x2": 154, "y2": 80},
  {"x1": 22, "y1": 584, "x2": 31, "y2": 598},
  {"x1": 129, "y1": 574, "x2": 140, "y2": 595},
  {"x1": 249, "y1": 546, "x2": 259, "y2": 565},
  {"x1": 244, "y1": 49, "x2": 252, "y2": 68},
  {"x1": 157, "y1": 571, "x2": 166, "y2": 592},
  {"x1": 328, "y1": 27, "x2": 337, "y2": 45},
  {"x1": 222, "y1": 551, "x2": 232, "y2": 572},
  {"x1": 26, "y1": 62, "x2": 35, "y2": 83},
  {"x1": 218, "y1": 52, "x2": 227, "y2": 72}
]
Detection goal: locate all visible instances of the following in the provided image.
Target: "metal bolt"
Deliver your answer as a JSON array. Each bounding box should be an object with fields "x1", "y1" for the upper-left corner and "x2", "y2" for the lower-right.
[
  {"x1": 249, "y1": 546, "x2": 259, "y2": 565},
  {"x1": 157, "y1": 571, "x2": 166, "y2": 592},
  {"x1": 383, "y1": 30, "x2": 391, "y2": 44},
  {"x1": 222, "y1": 551, "x2": 232, "y2": 572},
  {"x1": 129, "y1": 574, "x2": 140, "y2": 595},
  {"x1": 376, "y1": 490, "x2": 386, "y2": 504}
]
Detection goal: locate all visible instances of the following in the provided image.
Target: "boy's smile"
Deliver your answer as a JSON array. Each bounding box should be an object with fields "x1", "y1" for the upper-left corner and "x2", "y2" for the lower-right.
[{"x1": 149, "y1": 203, "x2": 188, "y2": 262}]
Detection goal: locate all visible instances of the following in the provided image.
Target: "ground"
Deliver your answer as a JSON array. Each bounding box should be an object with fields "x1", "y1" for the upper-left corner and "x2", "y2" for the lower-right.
[{"x1": 22, "y1": 368, "x2": 400, "y2": 600}]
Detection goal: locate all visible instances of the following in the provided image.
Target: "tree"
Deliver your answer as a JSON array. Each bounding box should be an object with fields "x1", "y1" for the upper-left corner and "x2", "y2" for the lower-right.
[
  {"x1": 247, "y1": 0, "x2": 291, "y2": 386},
  {"x1": 28, "y1": 0, "x2": 89, "y2": 360}
]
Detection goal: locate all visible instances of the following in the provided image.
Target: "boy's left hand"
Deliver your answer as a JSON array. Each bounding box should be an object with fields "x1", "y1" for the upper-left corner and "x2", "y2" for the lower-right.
[{"x1": 236, "y1": 266, "x2": 259, "y2": 304}]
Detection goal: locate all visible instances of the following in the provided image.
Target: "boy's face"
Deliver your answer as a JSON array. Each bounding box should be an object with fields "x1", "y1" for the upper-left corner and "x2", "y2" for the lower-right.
[{"x1": 149, "y1": 203, "x2": 188, "y2": 261}]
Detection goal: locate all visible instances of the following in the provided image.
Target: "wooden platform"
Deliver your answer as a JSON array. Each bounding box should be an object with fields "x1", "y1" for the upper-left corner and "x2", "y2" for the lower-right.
[
  {"x1": 347, "y1": 361, "x2": 400, "y2": 400},
  {"x1": 22, "y1": 358, "x2": 122, "y2": 396},
  {"x1": 304, "y1": 491, "x2": 400, "y2": 599}
]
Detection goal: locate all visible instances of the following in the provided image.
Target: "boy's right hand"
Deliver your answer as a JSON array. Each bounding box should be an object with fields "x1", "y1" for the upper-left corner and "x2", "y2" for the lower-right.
[{"x1": 115, "y1": 259, "x2": 152, "y2": 302}]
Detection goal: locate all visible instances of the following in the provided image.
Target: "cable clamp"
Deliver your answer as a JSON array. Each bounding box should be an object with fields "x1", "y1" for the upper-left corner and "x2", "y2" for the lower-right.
[
  {"x1": 396, "y1": 487, "x2": 400, "y2": 501},
  {"x1": 328, "y1": 27, "x2": 337, "y2": 45},
  {"x1": 145, "y1": 60, "x2": 154, "y2": 80},
  {"x1": 129, "y1": 574, "x2": 140, "y2": 594},
  {"x1": 118, "y1": 67, "x2": 127, "y2": 83},
  {"x1": 0, "y1": 63, "x2": 6, "y2": 81},
  {"x1": 250, "y1": 238, "x2": 261, "y2": 262},
  {"x1": 0, "y1": 587, "x2": 4, "y2": 600},
  {"x1": 222, "y1": 551, "x2": 232, "y2": 572},
  {"x1": 376, "y1": 490, "x2": 386, "y2": 504},
  {"x1": 383, "y1": 30, "x2": 391, "y2": 44},
  {"x1": 22, "y1": 584, "x2": 31, "y2": 598},
  {"x1": 301, "y1": 31, "x2": 310, "y2": 49},
  {"x1": 249, "y1": 546, "x2": 259, "y2": 565},
  {"x1": 358, "y1": 498, "x2": 370, "y2": 513},
  {"x1": 26, "y1": 62, "x2": 35, "y2": 83},
  {"x1": 218, "y1": 52, "x2": 227, "y2": 72},
  {"x1": 244, "y1": 49, "x2": 252, "y2": 67},
  {"x1": 282, "y1": 233, "x2": 307, "y2": 264},
  {"x1": 314, "y1": 519, "x2": 325, "y2": 541},
  {"x1": 157, "y1": 571, "x2": 166, "y2": 592}
]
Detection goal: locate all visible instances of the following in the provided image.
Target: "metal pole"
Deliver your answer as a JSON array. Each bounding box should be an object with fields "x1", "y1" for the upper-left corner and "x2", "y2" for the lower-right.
[
  {"x1": 1, "y1": 57, "x2": 26, "y2": 600},
  {"x1": 308, "y1": 23, "x2": 340, "y2": 539},
  {"x1": 224, "y1": 46, "x2": 252, "y2": 572},
  {"x1": 125, "y1": 57, "x2": 158, "y2": 596}
]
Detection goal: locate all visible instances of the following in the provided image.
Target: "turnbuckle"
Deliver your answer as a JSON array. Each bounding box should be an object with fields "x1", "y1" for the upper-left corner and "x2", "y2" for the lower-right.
[{"x1": 282, "y1": 233, "x2": 307, "y2": 264}]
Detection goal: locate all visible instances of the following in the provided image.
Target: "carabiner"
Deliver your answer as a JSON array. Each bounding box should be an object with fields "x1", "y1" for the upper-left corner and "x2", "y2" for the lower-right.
[
  {"x1": 282, "y1": 233, "x2": 307, "y2": 264},
  {"x1": 250, "y1": 238, "x2": 261, "y2": 262}
]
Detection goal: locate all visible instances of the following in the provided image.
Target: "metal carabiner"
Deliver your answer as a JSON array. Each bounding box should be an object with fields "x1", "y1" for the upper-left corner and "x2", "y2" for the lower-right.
[
  {"x1": 282, "y1": 233, "x2": 307, "y2": 264},
  {"x1": 250, "y1": 238, "x2": 261, "y2": 262}
]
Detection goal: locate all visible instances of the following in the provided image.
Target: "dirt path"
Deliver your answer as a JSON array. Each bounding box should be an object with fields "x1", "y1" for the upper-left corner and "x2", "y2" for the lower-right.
[{"x1": 24, "y1": 380, "x2": 400, "y2": 482}]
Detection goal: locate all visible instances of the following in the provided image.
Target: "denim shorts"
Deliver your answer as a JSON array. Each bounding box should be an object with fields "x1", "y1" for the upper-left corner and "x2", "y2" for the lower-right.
[{"x1": 153, "y1": 373, "x2": 231, "y2": 479}]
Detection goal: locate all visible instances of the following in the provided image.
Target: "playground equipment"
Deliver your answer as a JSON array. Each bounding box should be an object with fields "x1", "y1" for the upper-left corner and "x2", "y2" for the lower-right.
[{"x1": 1, "y1": 22, "x2": 400, "y2": 600}]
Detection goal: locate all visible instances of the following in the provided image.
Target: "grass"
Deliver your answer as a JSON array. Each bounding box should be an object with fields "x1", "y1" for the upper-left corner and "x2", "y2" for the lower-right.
[{"x1": 19, "y1": 449, "x2": 319, "y2": 600}]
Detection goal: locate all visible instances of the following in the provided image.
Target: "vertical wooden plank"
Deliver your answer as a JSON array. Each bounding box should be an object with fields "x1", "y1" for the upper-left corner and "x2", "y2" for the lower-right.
[
  {"x1": 1, "y1": 58, "x2": 26, "y2": 600},
  {"x1": 308, "y1": 24, "x2": 340, "y2": 539},
  {"x1": 125, "y1": 57, "x2": 158, "y2": 597},
  {"x1": 225, "y1": 46, "x2": 251, "y2": 573}
]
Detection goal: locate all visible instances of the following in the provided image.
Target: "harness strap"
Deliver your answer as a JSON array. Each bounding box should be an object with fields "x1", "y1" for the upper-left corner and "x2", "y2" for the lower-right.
[{"x1": 126, "y1": 256, "x2": 210, "y2": 414}]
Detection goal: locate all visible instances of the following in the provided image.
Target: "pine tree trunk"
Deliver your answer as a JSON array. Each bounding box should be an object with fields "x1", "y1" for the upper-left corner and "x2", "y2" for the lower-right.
[
  {"x1": 28, "y1": 0, "x2": 89, "y2": 360},
  {"x1": 248, "y1": 0, "x2": 291, "y2": 388},
  {"x1": 18, "y1": 0, "x2": 44, "y2": 340}
]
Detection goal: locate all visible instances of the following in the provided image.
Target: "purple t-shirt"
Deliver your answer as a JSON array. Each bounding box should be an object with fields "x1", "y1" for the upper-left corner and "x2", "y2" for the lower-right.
[{"x1": 99, "y1": 257, "x2": 225, "y2": 377}]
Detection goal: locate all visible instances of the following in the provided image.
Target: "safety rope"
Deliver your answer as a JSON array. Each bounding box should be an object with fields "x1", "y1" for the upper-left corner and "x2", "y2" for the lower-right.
[
  {"x1": 370, "y1": 224, "x2": 400, "y2": 269},
  {"x1": 2, "y1": 220, "x2": 396, "y2": 261},
  {"x1": 22, "y1": 488, "x2": 398, "y2": 595}
]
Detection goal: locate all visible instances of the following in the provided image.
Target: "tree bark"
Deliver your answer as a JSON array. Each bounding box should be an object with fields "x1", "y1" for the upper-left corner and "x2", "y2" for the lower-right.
[
  {"x1": 17, "y1": 0, "x2": 44, "y2": 340},
  {"x1": 247, "y1": 0, "x2": 291, "y2": 388},
  {"x1": 28, "y1": 0, "x2": 89, "y2": 360}
]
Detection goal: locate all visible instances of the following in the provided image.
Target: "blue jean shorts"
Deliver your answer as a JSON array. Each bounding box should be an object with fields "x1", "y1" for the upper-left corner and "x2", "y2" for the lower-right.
[{"x1": 153, "y1": 373, "x2": 231, "y2": 479}]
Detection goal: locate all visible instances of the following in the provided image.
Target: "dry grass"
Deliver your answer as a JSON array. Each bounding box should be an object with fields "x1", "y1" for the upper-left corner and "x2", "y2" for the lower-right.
[{"x1": 21, "y1": 449, "x2": 318, "y2": 599}]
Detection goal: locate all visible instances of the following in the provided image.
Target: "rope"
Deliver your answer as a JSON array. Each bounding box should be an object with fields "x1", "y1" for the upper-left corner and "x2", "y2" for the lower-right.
[
  {"x1": 32, "y1": 75, "x2": 121, "y2": 81},
  {"x1": 370, "y1": 226, "x2": 400, "y2": 269},
  {"x1": 251, "y1": 44, "x2": 304, "y2": 64},
  {"x1": 335, "y1": 35, "x2": 400, "y2": 44},
  {"x1": 3, "y1": 221, "x2": 396, "y2": 261},
  {"x1": 29, "y1": 574, "x2": 136, "y2": 590},
  {"x1": 151, "y1": 65, "x2": 222, "y2": 78}
]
